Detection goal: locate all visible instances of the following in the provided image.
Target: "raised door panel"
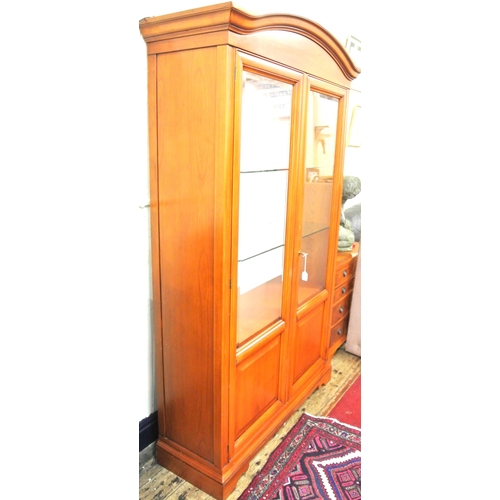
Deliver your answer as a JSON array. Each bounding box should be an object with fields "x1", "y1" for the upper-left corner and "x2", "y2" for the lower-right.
[
  {"x1": 234, "y1": 334, "x2": 282, "y2": 439},
  {"x1": 292, "y1": 306, "x2": 324, "y2": 384}
]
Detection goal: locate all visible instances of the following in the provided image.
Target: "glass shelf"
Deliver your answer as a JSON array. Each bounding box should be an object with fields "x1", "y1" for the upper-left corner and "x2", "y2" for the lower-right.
[
  {"x1": 240, "y1": 168, "x2": 289, "y2": 174},
  {"x1": 302, "y1": 222, "x2": 330, "y2": 239},
  {"x1": 237, "y1": 248, "x2": 284, "y2": 345},
  {"x1": 238, "y1": 244, "x2": 284, "y2": 263}
]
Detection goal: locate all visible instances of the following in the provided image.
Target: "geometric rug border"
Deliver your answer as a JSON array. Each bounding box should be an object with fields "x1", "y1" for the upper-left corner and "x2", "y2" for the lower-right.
[{"x1": 237, "y1": 412, "x2": 361, "y2": 500}]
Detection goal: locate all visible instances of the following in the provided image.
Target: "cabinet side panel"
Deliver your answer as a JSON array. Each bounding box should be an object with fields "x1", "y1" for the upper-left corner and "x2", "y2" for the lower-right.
[
  {"x1": 157, "y1": 48, "x2": 217, "y2": 463},
  {"x1": 147, "y1": 54, "x2": 167, "y2": 438}
]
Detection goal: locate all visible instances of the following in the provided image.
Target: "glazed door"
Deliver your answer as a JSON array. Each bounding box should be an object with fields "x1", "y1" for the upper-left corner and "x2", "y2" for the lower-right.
[
  {"x1": 229, "y1": 54, "x2": 302, "y2": 455},
  {"x1": 289, "y1": 81, "x2": 347, "y2": 395}
]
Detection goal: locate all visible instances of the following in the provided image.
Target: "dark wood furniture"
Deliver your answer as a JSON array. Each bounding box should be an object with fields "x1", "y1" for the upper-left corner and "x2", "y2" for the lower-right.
[
  {"x1": 139, "y1": 3, "x2": 360, "y2": 498},
  {"x1": 329, "y1": 243, "x2": 360, "y2": 358}
]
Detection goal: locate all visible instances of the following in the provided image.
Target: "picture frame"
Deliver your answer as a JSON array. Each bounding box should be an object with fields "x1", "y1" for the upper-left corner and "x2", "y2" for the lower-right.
[{"x1": 345, "y1": 35, "x2": 361, "y2": 65}]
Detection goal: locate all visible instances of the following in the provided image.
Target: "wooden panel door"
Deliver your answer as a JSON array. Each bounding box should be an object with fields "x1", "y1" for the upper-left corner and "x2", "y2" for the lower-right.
[
  {"x1": 289, "y1": 80, "x2": 348, "y2": 396},
  {"x1": 229, "y1": 54, "x2": 303, "y2": 456}
]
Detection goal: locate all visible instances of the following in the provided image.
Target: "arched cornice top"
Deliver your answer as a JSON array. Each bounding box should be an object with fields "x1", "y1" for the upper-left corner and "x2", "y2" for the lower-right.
[{"x1": 139, "y1": 2, "x2": 361, "y2": 80}]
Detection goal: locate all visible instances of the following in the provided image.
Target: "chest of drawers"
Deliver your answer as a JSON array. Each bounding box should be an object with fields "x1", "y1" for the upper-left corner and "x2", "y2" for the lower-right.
[{"x1": 328, "y1": 243, "x2": 359, "y2": 358}]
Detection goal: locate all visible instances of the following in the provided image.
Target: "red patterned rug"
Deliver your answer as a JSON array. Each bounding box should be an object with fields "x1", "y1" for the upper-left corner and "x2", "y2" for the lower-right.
[{"x1": 237, "y1": 413, "x2": 361, "y2": 499}]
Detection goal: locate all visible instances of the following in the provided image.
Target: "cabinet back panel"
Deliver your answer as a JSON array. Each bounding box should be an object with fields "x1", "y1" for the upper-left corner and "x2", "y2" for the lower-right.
[{"x1": 156, "y1": 47, "x2": 218, "y2": 463}]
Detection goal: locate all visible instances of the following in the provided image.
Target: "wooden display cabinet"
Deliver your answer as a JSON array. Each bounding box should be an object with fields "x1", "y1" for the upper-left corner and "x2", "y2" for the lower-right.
[{"x1": 139, "y1": 3, "x2": 360, "y2": 498}]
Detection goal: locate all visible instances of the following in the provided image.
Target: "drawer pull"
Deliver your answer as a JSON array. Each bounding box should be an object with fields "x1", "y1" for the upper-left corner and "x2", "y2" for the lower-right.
[
  {"x1": 343, "y1": 270, "x2": 347, "y2": 277},
  {"x1": 339, "y1": 306, "x2": 344, "y2": 313},
  {"x1": 337, "y1": 328, "x2": 342, "y2": 335},
  {"x1": 342, "y1": 287, "x2": 346, "y2": 294}
]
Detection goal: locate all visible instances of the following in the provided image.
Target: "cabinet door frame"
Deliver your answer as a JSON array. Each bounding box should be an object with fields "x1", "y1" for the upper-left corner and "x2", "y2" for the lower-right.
[
  {"x1": 228, "y1": 51, "x2": 305, "y2": 459},
  {"x1": 287, "y1": 76, "x2": 350, "y2": 399}
]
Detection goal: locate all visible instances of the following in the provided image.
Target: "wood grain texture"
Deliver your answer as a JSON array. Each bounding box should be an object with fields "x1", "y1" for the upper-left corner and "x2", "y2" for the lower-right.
[
  {"x1": 139, "y1": 2, "x2": 360, "y2": 80},
  {"x1": 292, "y1": 305, "x2": 324, "y2": 384},
  {"x1": 212, "y1": 44, "x2": 235, "y2": 470},
  {"x1": 235, "y1": 334, "x2": 282, "y2": 437},
  {"x1": 157, "y1": 47, "x2": 218, "y2": 462},
  {"x1": 147, "y1": 53, "x2": 167, "y2": 440},
  {"x1": 139, "y1": 346, "x2": 361, "y2": 500},
  {"x1": 140, "y1": 4, "x2": 359, "y2": 498},
  {"x1": 333, "y1": 276, "x2": 355, "y2": 303},
  {"x1": 330, "y1": 316, "x2": 349, "y2": 353},
  {"x1": 328, "y1": 244, "x2": 359, "y2": 358},
  {"x1": 331, "y1": 293, "x2": 353, "y2": 326}
]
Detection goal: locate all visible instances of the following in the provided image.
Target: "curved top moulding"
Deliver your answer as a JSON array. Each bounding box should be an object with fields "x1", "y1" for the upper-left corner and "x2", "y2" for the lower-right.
[{"x1": 139, "y1": 2, "x2": 361, "y2": 81}]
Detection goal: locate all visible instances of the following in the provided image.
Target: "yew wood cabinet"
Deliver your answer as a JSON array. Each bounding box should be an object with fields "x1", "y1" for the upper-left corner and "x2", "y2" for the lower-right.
[{"x1": 139, "y1": 4, "x2": 360, "y2": 498}]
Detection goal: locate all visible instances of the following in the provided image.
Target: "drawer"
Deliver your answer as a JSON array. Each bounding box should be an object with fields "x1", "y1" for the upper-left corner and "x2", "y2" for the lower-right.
[
  {"x1": 333, "y1": 277, "x2": 355, "y2": 303},
  {"x1": 329, "y1": 315, "x2": 349, "y2": 348},
  {"x1": 331, "y1": 293, "x2": 352, "y2": 326},
  {"x1": 335, "y1": 256, "x2": 357, "y2": 285}
]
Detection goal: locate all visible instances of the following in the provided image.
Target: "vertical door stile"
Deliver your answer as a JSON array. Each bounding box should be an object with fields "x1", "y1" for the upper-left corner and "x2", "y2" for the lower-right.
[
  {"x1": 214, "y1": 44, "x2": 236, "y2": 468},
  {"x1": 284, "y1": 74, "x2": 310, "y2": 401},
  {"x1": 227, "y1": 52, "x2": 244, "y2": 459},
  {"x1": 325, "y1": 86, "x2": 350, "y2": 305},
  {"x1": 321, "y1": 87, "x2": 349, "y2": 360},
  {"x1": 148, "y1": 52, "x2": 167, "y2": 439}
]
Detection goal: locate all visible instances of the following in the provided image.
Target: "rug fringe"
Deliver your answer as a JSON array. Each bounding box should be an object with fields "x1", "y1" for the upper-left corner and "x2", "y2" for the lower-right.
[{"x1": 304, "y1": 412, "x2": 361, "y2": 431}]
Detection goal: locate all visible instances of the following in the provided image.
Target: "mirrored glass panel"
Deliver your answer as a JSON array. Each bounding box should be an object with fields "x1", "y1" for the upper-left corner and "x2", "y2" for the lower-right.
[
  {"x1": 237, "y1": 72, "x2": 292, "y2": 345},
  {"x1": 298, "y1": 91, "x2": 339, "y2": 306}
]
